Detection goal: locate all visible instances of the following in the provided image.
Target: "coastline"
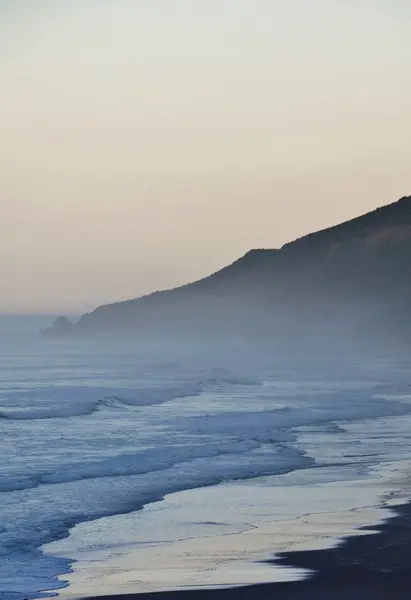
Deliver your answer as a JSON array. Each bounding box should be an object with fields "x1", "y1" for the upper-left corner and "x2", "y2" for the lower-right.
[
  {"x1": 80, "y1": 498, "x2": 411, "y2": 600},
  {"x1": 44, "y1": 459, "x2": 411, "y2": 599}
]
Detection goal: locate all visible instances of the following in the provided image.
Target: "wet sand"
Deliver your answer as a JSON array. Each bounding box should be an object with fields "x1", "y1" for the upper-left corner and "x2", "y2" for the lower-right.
[{"x1": 83, "y1": 500, "x2": 411, "y2": 600}]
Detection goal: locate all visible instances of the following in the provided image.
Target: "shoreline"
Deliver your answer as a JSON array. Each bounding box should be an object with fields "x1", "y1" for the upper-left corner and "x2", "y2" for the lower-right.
[
  {"x1": 44, "y1": 459, "x2": 411, "y2": 599},
  {"x1": 81, "y1": 498, "x2": 411, "y2": 600}
]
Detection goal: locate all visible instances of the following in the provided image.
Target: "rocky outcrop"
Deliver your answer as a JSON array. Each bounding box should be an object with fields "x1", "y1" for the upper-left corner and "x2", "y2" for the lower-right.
[{"x1": 43, "y1": 316, "x2": 73, "y2": 335}]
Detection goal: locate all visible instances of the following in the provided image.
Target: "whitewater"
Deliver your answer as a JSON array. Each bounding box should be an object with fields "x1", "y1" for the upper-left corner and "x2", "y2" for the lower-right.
[{"x1": 2, "y1": 316, "x2": 411, "y2": 599}]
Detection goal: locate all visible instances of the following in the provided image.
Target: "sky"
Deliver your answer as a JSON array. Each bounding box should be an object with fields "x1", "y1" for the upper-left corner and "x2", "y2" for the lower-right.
[{"x1": 1, "y1": 0, "x2": 410, "y2": 313}]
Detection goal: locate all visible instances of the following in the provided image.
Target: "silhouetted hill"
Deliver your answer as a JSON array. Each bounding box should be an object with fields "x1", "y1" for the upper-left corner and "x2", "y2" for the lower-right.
[{"x1": 44, "y1": 196, "x2": 411, "y2": 348}]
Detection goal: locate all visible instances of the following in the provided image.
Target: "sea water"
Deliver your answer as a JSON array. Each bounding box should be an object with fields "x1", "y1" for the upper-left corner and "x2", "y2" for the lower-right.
[{"x1": 1, "y1": 315, "x2": 411, "y2": 599}]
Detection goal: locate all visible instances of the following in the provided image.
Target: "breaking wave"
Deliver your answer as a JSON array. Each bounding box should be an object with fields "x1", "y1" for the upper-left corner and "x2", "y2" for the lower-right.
[{"x1": 0, "y1": 372, "x2": 261, "y2": 420}]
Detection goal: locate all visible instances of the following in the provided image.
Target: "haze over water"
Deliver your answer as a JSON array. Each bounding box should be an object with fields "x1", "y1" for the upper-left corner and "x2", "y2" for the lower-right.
[{"x1": 1, "y1": 316, "x2": 411, "y2": 598}]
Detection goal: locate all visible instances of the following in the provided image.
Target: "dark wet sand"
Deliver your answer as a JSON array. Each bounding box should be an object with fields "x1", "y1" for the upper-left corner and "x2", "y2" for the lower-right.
[{"x1": 84, "y1": 500, "x2": 411, "y2": 600}]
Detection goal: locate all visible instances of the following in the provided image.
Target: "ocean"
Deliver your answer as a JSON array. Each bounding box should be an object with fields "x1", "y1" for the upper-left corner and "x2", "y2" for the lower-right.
[{"x1": 1, "y1": 315, "x2": 411, "y2": 599}]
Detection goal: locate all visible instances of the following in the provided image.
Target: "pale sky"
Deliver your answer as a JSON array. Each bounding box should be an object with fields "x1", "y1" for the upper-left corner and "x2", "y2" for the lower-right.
[{"x1": 1, "y1": 0, "x2": 410, "y2": 313}]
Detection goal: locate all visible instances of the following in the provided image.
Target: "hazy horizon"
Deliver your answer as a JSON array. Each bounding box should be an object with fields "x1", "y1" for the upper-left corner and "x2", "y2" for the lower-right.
[{"x1": 1, "y1": 1, "x2": 410, "y2": 313}]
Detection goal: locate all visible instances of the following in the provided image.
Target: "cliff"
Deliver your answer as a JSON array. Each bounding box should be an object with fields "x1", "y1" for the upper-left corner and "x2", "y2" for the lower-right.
[{"x1": 44, "y1": 196, "x2": 411, "y2": 346}]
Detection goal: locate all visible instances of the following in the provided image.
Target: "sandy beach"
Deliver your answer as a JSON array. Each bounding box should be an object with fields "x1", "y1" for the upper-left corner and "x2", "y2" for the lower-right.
[
  {"x1": 44, "y1": 458, "x2": 411, "y2": 600},
  {"x1": 80, "y1": 498, "x2": 411, "y2": 600}
]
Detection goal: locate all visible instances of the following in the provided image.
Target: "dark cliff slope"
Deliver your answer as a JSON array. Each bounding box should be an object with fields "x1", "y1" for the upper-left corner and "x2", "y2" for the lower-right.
[{"x1": 45, "y1": 196, "x2": 411, "y2": 342}]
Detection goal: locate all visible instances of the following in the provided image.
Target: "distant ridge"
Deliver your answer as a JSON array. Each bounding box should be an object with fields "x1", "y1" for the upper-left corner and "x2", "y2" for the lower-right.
[{"x1": 44, "y1": 196, "x2": 411, "y2": 348}]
